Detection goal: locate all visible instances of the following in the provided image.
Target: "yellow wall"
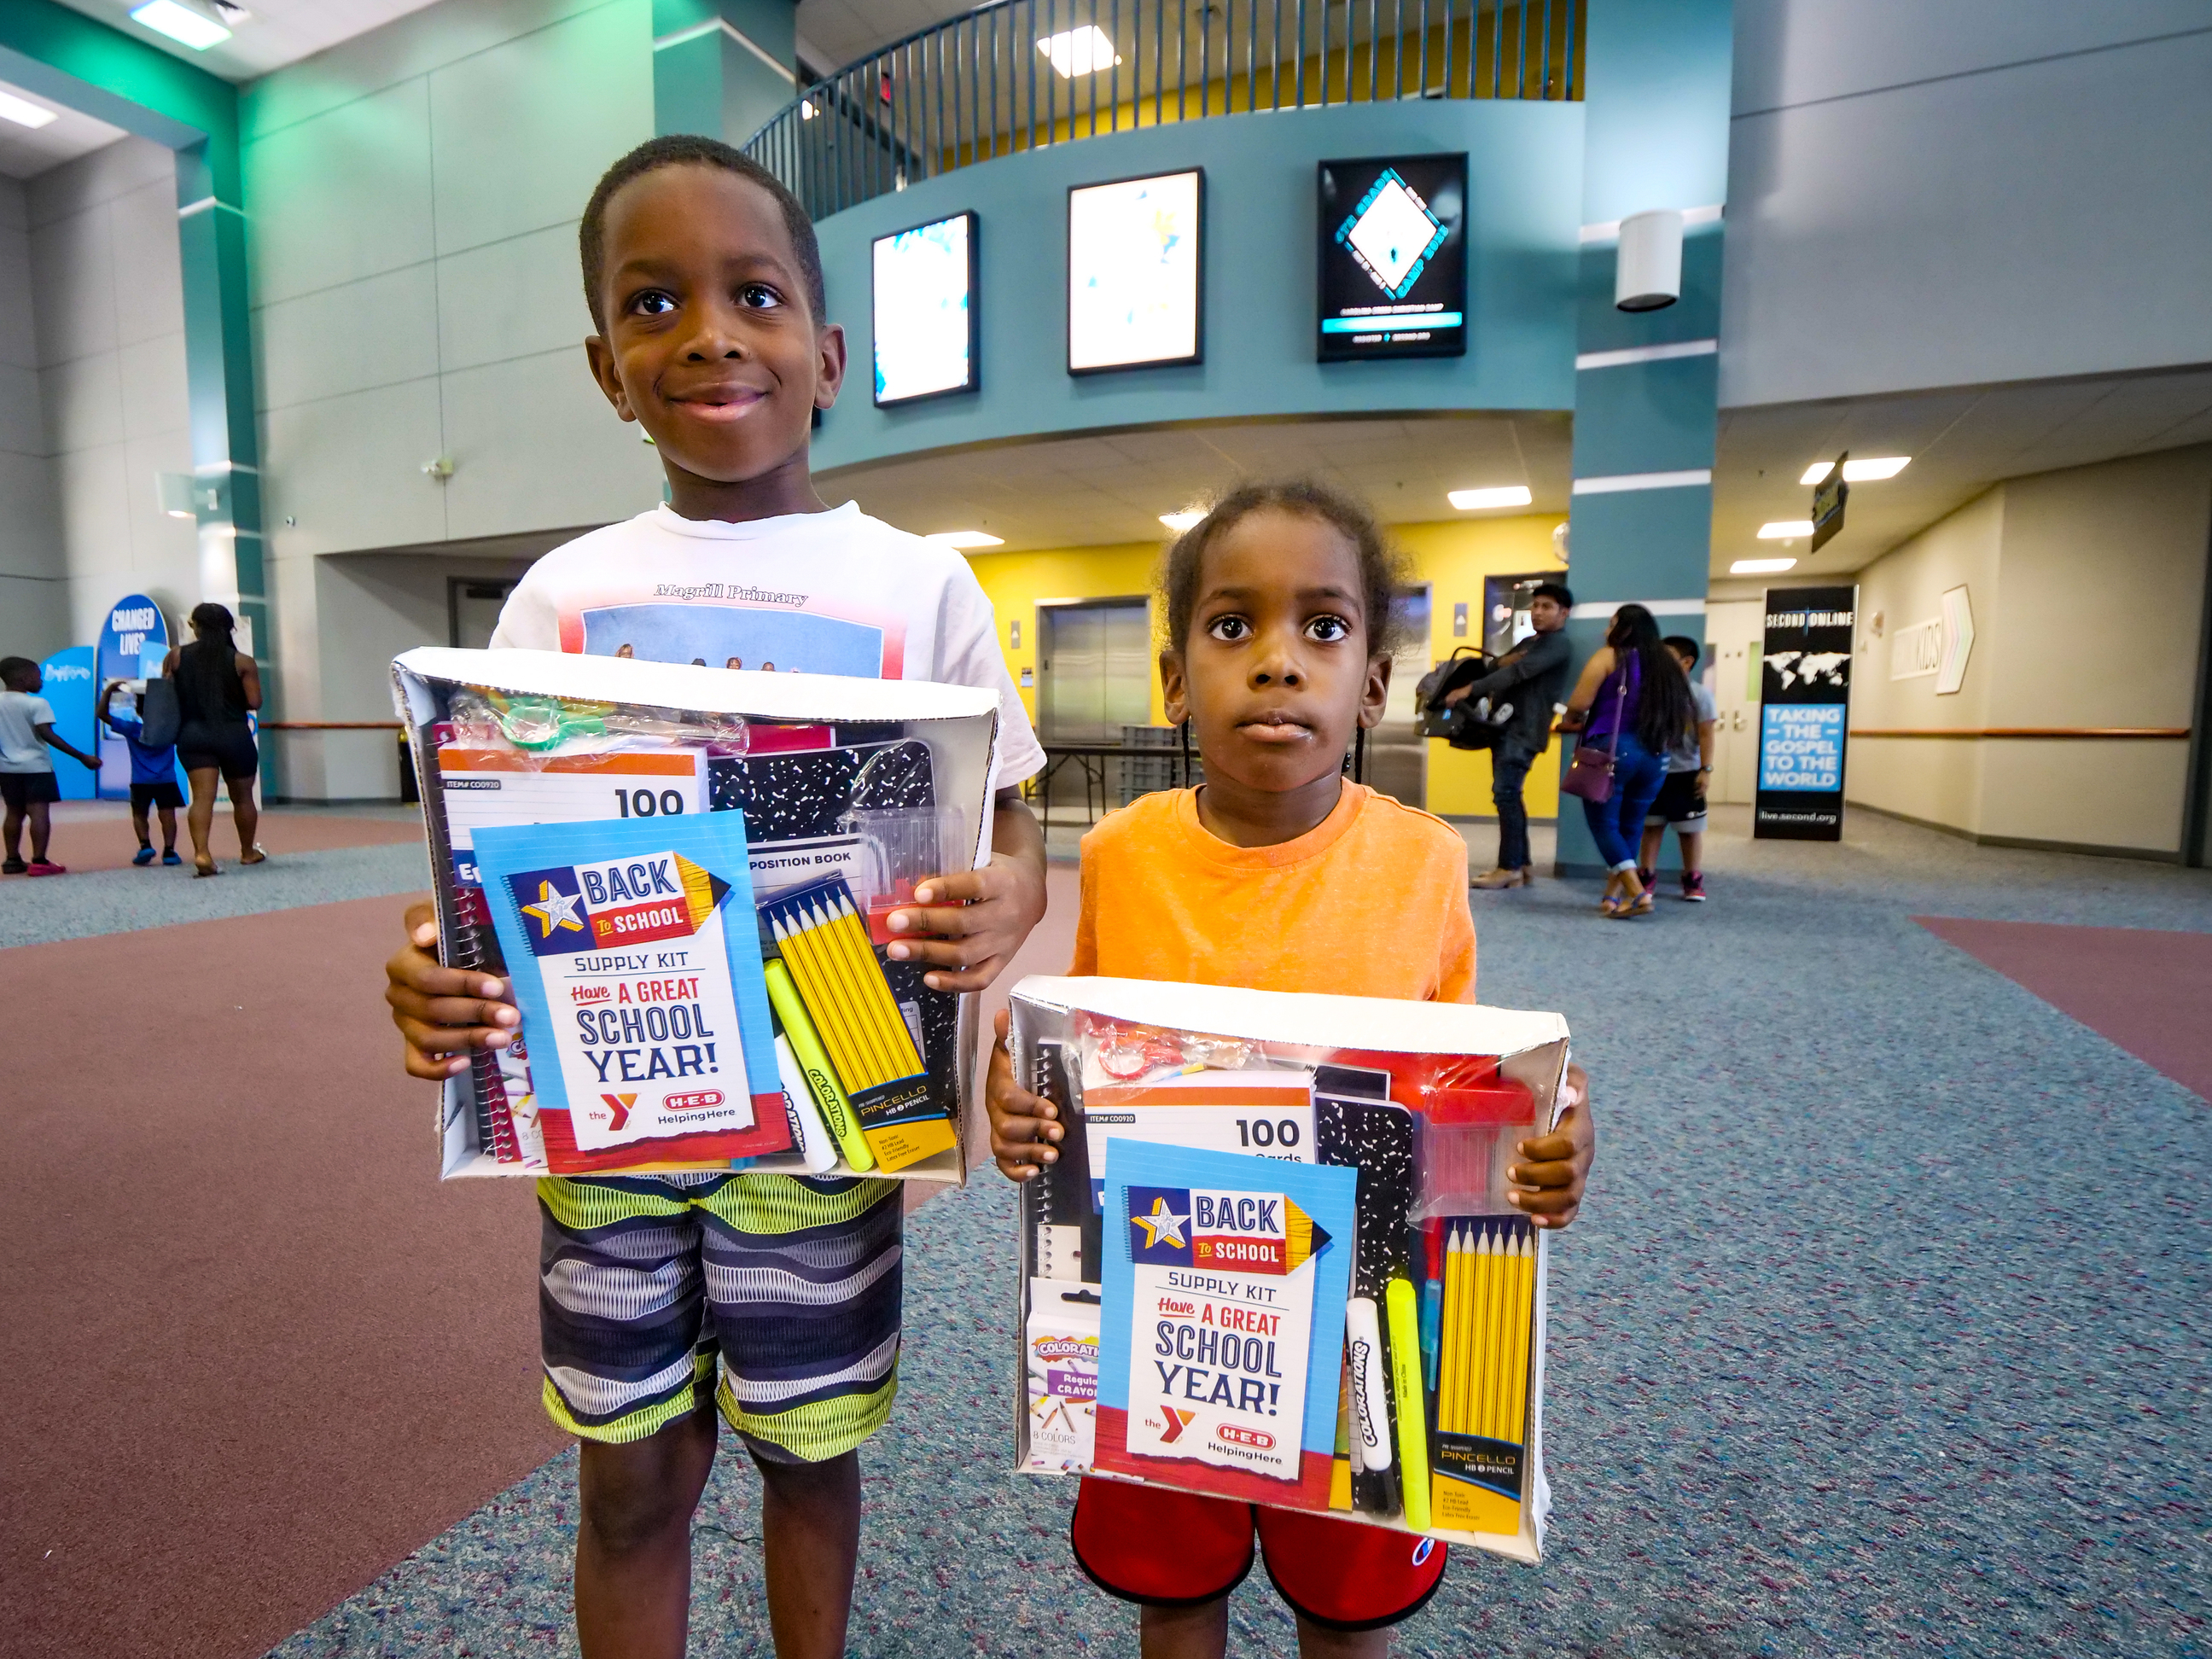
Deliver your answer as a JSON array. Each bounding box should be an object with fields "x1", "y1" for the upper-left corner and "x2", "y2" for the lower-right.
[
  {"x1": 966, "y1": 513, "x2": 1570, "y2": 819},
  {"x1": 963, "y1": 542, "x2": 1171, "y2": 731},
  {"x1": 1392, "y1": 515, "x2": 1570, "y2": 818}
]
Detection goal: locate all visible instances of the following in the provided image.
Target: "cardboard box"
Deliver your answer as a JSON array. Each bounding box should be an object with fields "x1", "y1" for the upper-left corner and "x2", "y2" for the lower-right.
[
  {"x1": 1008, "y1": 974, "x2": 1569, "y2": 1563},
  {"x1": 393, "y1": 647, "x2": 1003, "y2": 1183}
]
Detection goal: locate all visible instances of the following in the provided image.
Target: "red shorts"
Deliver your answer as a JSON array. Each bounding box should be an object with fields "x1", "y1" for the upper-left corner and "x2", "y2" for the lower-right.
[{"x1": 1070, "y1": 1476, "x2": 1448, "y2": 1632}]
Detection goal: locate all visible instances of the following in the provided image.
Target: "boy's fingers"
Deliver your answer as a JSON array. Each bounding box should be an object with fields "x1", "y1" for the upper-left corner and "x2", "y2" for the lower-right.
[
  {"x1": 402, "y1": 1046, "x2": 473, "y2": 1081},
  {"x1": 920, "y1": 958, "x2": 1004, "y2": 993},
  {"x1": 400, "y1": 994, "x2": 520, "y2": 1031},
  {"x1": 1506, "y1": 1158, "x2": 1577, "y2": 1190},
  {"x1": 392, "y1": 1012, "x2": 512, "y2": 1057},
  {"x1": 884, "y1": 901, "x2": 983, "y2": 943},
  {"x1": 1514, "y1": 1132, "x2": 1580, "y2": 1164},
  {"x1": 1509, "y1": 1187, "x2": 1580, "y2": 1219},
  {"x1": 908, "y1": 869, "x2": 992, "y2": 907}
]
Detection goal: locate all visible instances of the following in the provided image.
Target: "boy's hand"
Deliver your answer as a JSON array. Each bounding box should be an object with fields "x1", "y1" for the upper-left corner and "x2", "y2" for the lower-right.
[
  {"x1": 80, "y1": 751, "x2": 101, "y2": 770},
  {"x1": 1506, "y1": 1062, "x2": 1594, "y2": 1230},
  {"x1": 985, "y1": 1006, "x2": 1062, "y2": 1181},
  {"x1": 384, "y1": 901, "x2": 519, "y2": 1080},
  {"x1": 883, "y1": 795, "x2": 1046, "y2": 993}
]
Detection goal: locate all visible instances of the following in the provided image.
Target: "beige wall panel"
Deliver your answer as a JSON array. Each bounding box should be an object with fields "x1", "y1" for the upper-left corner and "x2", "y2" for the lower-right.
[
  {"x1": 1847, "y1": 736, "x2": 1987, "y2": 835},
  {"x1": 1976, "y1": 740, "x2": 2189, "y2": 854},
  {"x1": 243, "y1": 79, "x2": 434, "y2": 309},
  {"x1": 108, "y1": 179, "x2": 187, "y2": 348},
  {"x1": 426, "y1": 2, "x2": 653, "y2": 261},
  {"x1": 1986, "y1": 445, "x2": 2212, "y2": 729},
  {"x1": 116, "y1": 332, "x2": 190, "y2": 444},
  {"x1": 253, "y1": 260, "x2": 441, "y2": 412},
  {"x1": 261, "y1": 375, "x2": 448, "y2": 556},
  {"x1": 434, "y1": 221, "x2": 596, "y2": 375},
  {"x1": 438, "y1": 347, "x2": 660, "y2": 541},
  {"x1": 1852, "y1": 486, "x2": 2003, "y2": 732},
  {"x1": 40, "y1": 348, "x2": 122, "y2": 454},
  {"x1": 27, "y1": 202, "x2": 117, "y2": 369}
]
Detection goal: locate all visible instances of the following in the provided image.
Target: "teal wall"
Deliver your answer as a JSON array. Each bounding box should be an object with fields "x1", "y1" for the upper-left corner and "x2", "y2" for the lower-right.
[
  {"x1": 1554, "y1": 0, "x2": 1734, "y2": 875},
  {"x1": 811, "y1": 98, "x2": 1586, "y2": 471},
  {"x1": 0, "y1": 0, "x2": 265, "y2": 694}
]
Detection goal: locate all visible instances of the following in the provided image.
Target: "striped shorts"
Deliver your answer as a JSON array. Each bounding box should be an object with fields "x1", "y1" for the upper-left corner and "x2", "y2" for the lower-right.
[{"x1": 537, "y1": 1171, "x2": 903, "y2": 1461}]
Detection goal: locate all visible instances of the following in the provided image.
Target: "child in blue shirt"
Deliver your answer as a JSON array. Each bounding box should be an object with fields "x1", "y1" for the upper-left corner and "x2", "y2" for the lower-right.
[{"x1": 100, "y1": 680, "x2": 183, "y2": 866}]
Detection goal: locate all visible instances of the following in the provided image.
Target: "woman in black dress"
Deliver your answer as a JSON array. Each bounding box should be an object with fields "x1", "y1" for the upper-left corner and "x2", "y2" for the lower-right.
[{"x1": 161, "y1": 602, "x2": 265, "y2": 876}]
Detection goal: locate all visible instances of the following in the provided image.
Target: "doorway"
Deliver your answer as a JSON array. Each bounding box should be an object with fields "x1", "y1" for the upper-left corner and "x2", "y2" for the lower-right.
[
  {"x1": 448, "y1": 578, "x2": 516, "y2": 650},
  {"x1": 1706, "y1": 598, "x2": 1763, "y2": 804}
]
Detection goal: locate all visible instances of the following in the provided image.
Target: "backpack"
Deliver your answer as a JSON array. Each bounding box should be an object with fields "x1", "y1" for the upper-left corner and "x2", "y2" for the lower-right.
[{"x1": 137, "y1": 676, "x2": 181, "y2": 750}]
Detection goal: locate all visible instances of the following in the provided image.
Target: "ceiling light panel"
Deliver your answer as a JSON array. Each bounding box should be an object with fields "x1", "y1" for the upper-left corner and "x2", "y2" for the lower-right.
[
  {"x1": 1160, "y1": 510, "x2": 1204, "y2": 533},
  {"x1": 0, "y1": 90, "x2": 59, "y2": 130},
  {"x1": 1757, "y1": 520, "x2": 1813, "y2": 539},
  {"x1": 1447, "y1": 485, "x2": 1533, "y2": 510},
  {"x1": 131, "y1": 0, "x2": 232, "y2": 49},
  {"x1": 1842, "y1": 456, "x2": 1910, "y2": 481},
  {"x1": 924, "y1": 530, "x2": 1004, "y2": 549},
  {"x1": 1731, "y1": 558, "x2": 1797, "y2": 574},
  {"x1": 1038, "y1": 26, "x2": 1121, "y2": 77}
]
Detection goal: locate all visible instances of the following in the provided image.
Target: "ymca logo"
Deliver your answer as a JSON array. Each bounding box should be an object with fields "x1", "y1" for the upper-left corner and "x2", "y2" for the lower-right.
[
  {"x1": 600, "y1": 1092, "x2": 637, "y2": 1130},
  {"x1": 1156, "y1": 1407, "x2": 1197, "y2": 1445}
]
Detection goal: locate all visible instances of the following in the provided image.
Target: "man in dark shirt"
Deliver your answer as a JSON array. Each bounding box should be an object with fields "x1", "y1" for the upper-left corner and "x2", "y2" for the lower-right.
[{"x1": 1451, "y1": 580, "x2": 1575, "y2": 888}]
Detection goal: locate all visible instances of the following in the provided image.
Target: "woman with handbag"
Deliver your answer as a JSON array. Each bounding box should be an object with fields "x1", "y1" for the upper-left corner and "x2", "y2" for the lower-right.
[{"x1": 1557, "y1": 603, "x2": 1695, "y2": 917}]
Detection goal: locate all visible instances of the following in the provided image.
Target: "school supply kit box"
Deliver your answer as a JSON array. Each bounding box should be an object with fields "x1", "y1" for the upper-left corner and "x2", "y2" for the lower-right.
[
  {"x1": 392, "y1": 647, "x2": 1004, "y2": 1184},
  {"x1": 1008, "y1": 976, "x2": 1570, "y2": 1563}
]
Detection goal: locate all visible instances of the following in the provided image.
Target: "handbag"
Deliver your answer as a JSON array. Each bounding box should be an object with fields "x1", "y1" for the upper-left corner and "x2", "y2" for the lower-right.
[
  {"x1": 1558, "y1": 669, "x2": 1627, "y2": 805},
  {"x1": 137, "y1": 676, "x2": 181, "y2": 750}
]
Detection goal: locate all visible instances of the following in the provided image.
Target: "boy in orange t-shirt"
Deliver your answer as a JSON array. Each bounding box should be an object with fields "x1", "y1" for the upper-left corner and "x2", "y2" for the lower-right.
[{"x1": 987, "y1": 482, "x2": 1595, "y2": 1657}]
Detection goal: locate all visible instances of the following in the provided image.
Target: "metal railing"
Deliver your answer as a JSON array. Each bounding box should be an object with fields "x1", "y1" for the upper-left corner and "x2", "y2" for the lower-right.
[{"x1": 745, "y1": 0, "x2": 1581, "y2": 218}]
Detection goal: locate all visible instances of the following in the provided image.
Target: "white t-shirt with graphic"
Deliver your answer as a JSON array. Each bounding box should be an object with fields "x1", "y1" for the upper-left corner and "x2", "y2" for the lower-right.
[
  {"x1": 491, "y1": 502, "x2": 1044, "y2": 786},
  {"x1": 0, "y1": 690, "x2": 58, "y2": 773}
]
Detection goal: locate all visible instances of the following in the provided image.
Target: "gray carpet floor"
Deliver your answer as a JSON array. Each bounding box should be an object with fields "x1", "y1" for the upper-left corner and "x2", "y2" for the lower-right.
[{"x1": 35, "y1": 803, "x2": 2209, "y2": 1657}]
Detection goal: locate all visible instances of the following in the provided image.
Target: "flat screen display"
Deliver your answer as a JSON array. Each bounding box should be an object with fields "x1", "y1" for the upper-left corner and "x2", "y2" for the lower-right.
[
  {"x1": 872, "y1": 212, "x2": 978, "y2": 405},
  {"x1": 1067, "y1": 169, "x2": 1203, "y2": 374},
  {"x1": 1316, "y1": 154, "x2": 1467, "y2": 361}
]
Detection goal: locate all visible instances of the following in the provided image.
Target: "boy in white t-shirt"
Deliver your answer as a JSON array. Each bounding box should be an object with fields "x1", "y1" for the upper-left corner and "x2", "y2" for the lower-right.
[
  {"x1": 2, "y1": 655, "x2": 102, "y2": 876},
  {"x1": 382, "y1": 137, "x2": 1045, "y2": 1659}
]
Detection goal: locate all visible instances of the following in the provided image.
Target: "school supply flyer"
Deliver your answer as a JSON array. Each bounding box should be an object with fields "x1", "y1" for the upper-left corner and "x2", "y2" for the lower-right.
[
  {"x1": 1010, "y1": 975, "x2": 1569, "y2": 1564},
  {"x1": 475, "y1": 813, "x2": 783, "y2": 1172},
  {"x1": 1097, "y1": 1142, "x2": 1356, "y2": 1508}
]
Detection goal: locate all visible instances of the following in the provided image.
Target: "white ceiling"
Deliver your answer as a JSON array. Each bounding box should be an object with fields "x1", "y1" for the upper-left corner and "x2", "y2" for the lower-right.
[
  {"x1": 0, "y1": 77, "x2": 129, "y2": 179},
  {"x1": 797, "y1": 0, "x2": 976, "y2": 75},
  {"x1": 818, "y1": 411, "x2": 1573, "y2": 547},
  {"x1": 49, "y1": 0, "x2": 448, "y2": 83},
  {"x1": 1712, "y1": 362, "x2": 2212, "y2": 578}
]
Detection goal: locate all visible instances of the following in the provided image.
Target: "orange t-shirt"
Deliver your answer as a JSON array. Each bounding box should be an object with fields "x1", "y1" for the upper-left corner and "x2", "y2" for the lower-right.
[{"x1": 1069, "y1": 783, "x2": 1476, "y2": 1003}]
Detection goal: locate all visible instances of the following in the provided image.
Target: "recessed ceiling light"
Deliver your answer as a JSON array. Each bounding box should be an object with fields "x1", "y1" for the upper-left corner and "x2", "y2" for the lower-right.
[
  {"x1": 924, "y1": 530, "x2": 1003, "y2": 549},
  {"x1": 800, "y1": 102, "x2": 816, "y2": 120},
  {"x1": 1037, "y1": 26, "x2": 1121, "y2": 77},
  {"x1": 131, "y1": 0, "x2": 232, "y2": 49},
  {"x1": 1447, "y1": 485, "x2": 1534, "y2": 511},
  {"x1": 0, "y1": 91, "x2": 59, "y2": 130},
  {"x1": 1802, "y1": 456, "x2": 1912, "y2": 486},
  {"x1": 1160, "y1": 510, "x2": 1205, "y2": 533},
  {"x1": 1731, "y1": 557, "x2": 1798, "y2": 575},
  {"x1": 1757, "y1": 520, "x2": 1813, "y2": 539}
]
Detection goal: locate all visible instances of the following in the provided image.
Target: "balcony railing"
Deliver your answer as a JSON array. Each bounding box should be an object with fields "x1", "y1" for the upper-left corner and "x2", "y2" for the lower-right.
[{"x1": 744, "y1": 0, "x2": 1582, "y2": 218}]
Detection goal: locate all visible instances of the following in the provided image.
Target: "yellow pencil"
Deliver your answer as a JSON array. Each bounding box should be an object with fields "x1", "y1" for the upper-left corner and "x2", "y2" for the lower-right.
[
  {"x1": 1498, "y1": 1231, "x2": 1528, "y2": 1441},
  {"x1": 1506, "y1": 1230, "x2": 1534, "y2": 1445},
  {"x1": 832, "y1": 894, "x2": 923, "y2": 1075},
  {"x1": 1487, "y1": 1231, "x2": 1514, "y2": 1439},
  {"x1": 1469, "y1": 1226, "x2": 1495, "y2": 1439},
  {"x1": 808, "y1": 899, "x2": 899, "y2": 1085},
  {"x1": 776, "y1": 914, "x2": 876, "y2": 1093},
  {"x1": 1452, "y1": 1225, "x2": 1475, "y2": 1434}
]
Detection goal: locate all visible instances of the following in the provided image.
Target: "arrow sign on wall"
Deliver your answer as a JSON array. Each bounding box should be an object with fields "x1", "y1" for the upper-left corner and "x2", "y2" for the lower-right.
[{"x1": 1936, "y1": 585, "x2": 1975, "y2": 696}]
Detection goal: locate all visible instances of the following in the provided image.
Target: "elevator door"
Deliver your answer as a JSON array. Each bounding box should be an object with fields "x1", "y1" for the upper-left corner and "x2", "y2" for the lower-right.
[
  {"x1": 1364, "y1": 585, "x2": 1431, "y2": 809},
  {"x1": 1038, "y1": 599, "x2": 1152, "y2": 742}
]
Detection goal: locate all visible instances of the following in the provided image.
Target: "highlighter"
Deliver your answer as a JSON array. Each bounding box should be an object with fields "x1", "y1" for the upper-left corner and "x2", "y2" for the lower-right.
[
  {"x1": 764, "y1": 959, "x2": 875, "y2": 1172},
  {"x1": 1386, "y1": 1277, "x2": 1432, "y2": 1533}
]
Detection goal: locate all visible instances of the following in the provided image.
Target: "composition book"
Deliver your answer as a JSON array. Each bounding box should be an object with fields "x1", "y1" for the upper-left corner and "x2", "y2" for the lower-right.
[{"x1": 474, "y1": 812, "x2": 786, "y2": 1172}]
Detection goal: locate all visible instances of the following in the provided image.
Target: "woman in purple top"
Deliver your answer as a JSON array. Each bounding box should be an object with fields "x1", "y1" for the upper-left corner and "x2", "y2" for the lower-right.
[{"x1": 1561, "y1": 603, "x2": 1696, "y2": 917}]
